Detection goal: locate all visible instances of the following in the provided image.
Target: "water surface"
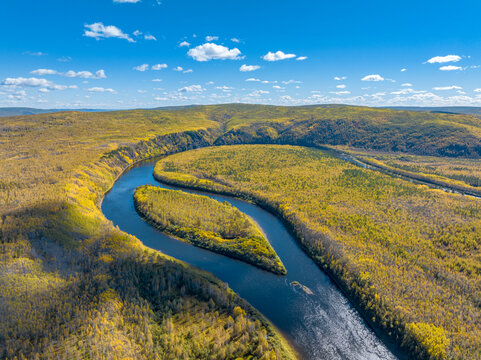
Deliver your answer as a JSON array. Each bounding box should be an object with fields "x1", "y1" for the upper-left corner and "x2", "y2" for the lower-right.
[{"x1": 102, "y1": 160, "x2": 400, "y2": 360}]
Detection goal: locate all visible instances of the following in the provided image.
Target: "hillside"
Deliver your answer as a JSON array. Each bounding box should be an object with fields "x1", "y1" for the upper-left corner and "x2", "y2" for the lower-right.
[
  {"x1": 2, "y1": 103, "x2": 481, "y2": 359},
  {"x1": 151, "y1": 144, "x2": 481, "y2": 360}
]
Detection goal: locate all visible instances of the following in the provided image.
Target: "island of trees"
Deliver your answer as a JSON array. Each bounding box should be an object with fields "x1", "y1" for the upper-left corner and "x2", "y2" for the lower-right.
[{"x1": 134, "y1": 186, "x2": 286, "y2": 275}]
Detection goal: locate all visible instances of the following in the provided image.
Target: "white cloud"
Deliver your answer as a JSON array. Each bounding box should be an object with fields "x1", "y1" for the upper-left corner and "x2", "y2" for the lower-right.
[
  {"x1": 2, "y1": 77, "x2": 51, "y2": 87},
  {"x1": 1, "y1": 77, "x2": 79, "y2": 91},
  {"x1": 188, "y1": 43, "x2": 242, "y2": 61},
  {"x1": 178, "y1": 84, "x2": 204, "y2": 92},
  {"x1": 173, "y1": 66, "x2": 184, "y2": 71},
  {"x1": 57, "y1": 56, "x2": 71, "y2": 62},
  {"x1": 134, "y1": 64, "x2": 149, "y2": 71},
  {"x1": 474, "y1": 88, "x2": 481, "y2": 93},
  {"x1": 245, "y1": 78, "x2": 260, "y2": 82},
  {"x1": 401, "y1": 68, "x2": 407, "y2": 72},
  {"x1": 144, "y1": 34, "x2": 156, "y2": 41},
  {"x1": 133, "y1": 30, "x2": 142, "y2": 36},
  {"x1": 113, "y1": 0, "x2": 141, "y2": 3},
  {"x1": 296, "y1": 56, "x2": 308, "y2": 61},
  {"x1": 361, "y1": 74, "x2": 385, "y2": 82},
  {"x1": 231, "y1": 38, "x2": 240, "y2": 43},
  {"x1": 282, "y1": 80, "x2": 302, "y2": 84},
  {"x1": 432, "y1": 85, "x2": 462, "y2": 91},
  {"x1": 427, "y1": 55, "x2": 461, "y2": 64},
  {"x1": 31, "y1": 69, "x2": 57, "y2": 75},
  {"x1": 205, "y1": 35, "x2": 219, "y2": 41},
  {"x1": 88, "y1": 87, "x2": 117, "y2": 93},
  {"x1": 440, "y1": 65, "x2": 463, "y2": 71},
  {"x1": 240, "y1": 64, "x2": 260, "y2": 72},
  {"x1": 334, "y1": 76, "x2": 347, "y2": 81},
  {"x1": 273, "y1": 85, "x2": 284, "y2": 89},
  {"x1": 391, "y1": 88, "x2": 426, "y2": 95},
  {"x1": 31, "y1": 69, "x2": 106, "y2": 79},
  {"x1": 137, "y1": 89, "x2": 147, "y2": 93},
  {"x1": 155, "y1": 97, "x2": 169, "y2": 101},
  {"x1": 152, "y1": 79, "x2": 163, "y2": 82},
  {"x1": 183, "y1": 69, "x2": 193, "y2": 73},
  {"x1": 179, "y1": 41, "x2": 190, "y2": 47},
  {"x1": 263, "y1": 51, "x2": 296, "y2": 61},
  {"x1": 330, "y1": 91, "x2": 351, "y2": 95},
  {"x1": 84, "y1": 22, "x2": 134, "y2": 42},
  {"x1": 401, "y1": 83, "x2": 412, "y2": 87},
  {"x1": 336, "y1": 84, "x2": 346, "y2": 89},
  {"x1": 152, "y1": 63, "x2": 168, "y2": 70}
]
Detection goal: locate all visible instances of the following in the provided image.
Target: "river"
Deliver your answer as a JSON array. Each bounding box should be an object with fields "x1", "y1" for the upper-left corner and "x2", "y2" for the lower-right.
[{"x1": 102, "y1": 159, "x2": 401, "y2": 360}]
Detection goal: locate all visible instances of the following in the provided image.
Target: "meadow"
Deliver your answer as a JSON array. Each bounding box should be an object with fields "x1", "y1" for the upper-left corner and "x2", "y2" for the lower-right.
[
  {"x1": 134, "y1": 186, "x2": 286, "y2": 274},
  {"x1": 154, "y1": 144, "x2": 481, "y2": 360}
]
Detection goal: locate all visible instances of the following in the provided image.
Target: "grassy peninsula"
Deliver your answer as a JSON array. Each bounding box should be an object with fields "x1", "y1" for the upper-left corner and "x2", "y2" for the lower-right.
[
  {"x1": 134, "y1": 186, "x2": 286, "y2": 275},
  {"x1": 153, "y1": 144, "x2": 481, "y2": 360}
]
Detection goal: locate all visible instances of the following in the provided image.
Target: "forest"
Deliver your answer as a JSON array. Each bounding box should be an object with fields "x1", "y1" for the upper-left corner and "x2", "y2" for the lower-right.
[
  {"x1": 153, "y1": 144, "x2": 481, "y2": 360},
  {"x1": 2, "y1": 103, "x2": 481, "y2": 359},
  {"x1": 134, "y1": 186, "x2": 286, "y2": 274}
]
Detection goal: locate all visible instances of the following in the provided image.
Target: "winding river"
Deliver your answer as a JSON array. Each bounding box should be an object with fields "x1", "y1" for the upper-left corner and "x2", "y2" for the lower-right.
[{"x1": 102, "y1": 158, "x2": 402, "y2": 360}]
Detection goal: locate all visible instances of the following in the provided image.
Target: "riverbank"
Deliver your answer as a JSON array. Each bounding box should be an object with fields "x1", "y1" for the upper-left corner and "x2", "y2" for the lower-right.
[{"x1": 152, "y1": 144, "x2": 481, "y2": 360}]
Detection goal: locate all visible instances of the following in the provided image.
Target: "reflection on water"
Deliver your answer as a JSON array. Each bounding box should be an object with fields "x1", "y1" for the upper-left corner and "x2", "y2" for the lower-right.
[{"x1": 102, "y1": 160, "x2": 401, "y2": 360}]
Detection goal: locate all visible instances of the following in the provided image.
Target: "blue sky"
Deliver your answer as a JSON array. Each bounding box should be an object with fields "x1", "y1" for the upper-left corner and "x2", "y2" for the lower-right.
[{"x1": 2, "y1": 0, "x2": 481, "y2": 109}]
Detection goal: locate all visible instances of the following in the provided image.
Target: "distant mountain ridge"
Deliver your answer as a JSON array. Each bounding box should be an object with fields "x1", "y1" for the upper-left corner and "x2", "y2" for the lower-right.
[
  {"x1": 383, "y1": 106, "x2": 481, "y2": 116},
  {"x1": 3, "y1": 105, "x2": 481, "y2": 117}
]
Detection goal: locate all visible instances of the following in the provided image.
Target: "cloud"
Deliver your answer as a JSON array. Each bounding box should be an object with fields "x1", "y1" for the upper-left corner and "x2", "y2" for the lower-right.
[
  {"x1": 263, "y1": 51, "x2": 296, "y2": 61},
  {"x1": 24, "y1": 51, "x2": 46, "y2": 56},
  {"x1": 440, "y1": 65, "x2": 463, "y2": 71},
  {"x1": 152, "y1": 79, "x2": 163, "y2": 82},
  {"x1": 296, "y1": 56, "x2": 308, "y2": 61},
  {"x1": 432, "y1": 85, "x2": 462, "y2": 91},
  {"x1": 205, "y1": 35, "x2": 219, "y2": 41},
  {"x1": 188, "y1": 43, "x2": 242, "y2": 61},
  {"x1": 390, "y1": 88, "x2": 426, "y2": 95},
  {"x1": 330, "y1": 91, "x2": 351, "y2": 95},
  {"x1": 30, "y1": 69, "x2": 107, "y2": 79},
  {"x1": 361, "y1": 74, "x2": 385, "y2": 82},
  {"x1": 401, "y1": 68, "x2": 407, "y2": 72},
  {"x1": 1, "y1": 77, "x2": 51, "y2": 88},
  {"x1": 336, "y1": 84, "x2": 346, "y2": 89},
  {"x1": 144, "y1": 34, "x2": 156, "y2": 41},
  {"x1": 84, "y1": 22, "x2": 134, "y2": 42},
  {"x1": 30, "y1": 69, "x2": 57, "y2": 75},
  {"x1": 152, "y1": 63, "x2": 168, "y2": 70},
  {"x1": 113, "y1": 0, "x2": 141, "y2": 2},
  {"x1": 427, "y1": 55, "x2": 461, "y2": 64},
  {"x1": 178, "y1": 84, "x2": 204, "y2": 92},
  {"x1": 282, "y1": 80, "x2": 302, "y2": 84},
  {"x1": 174, "y1": 66, "x2": 184, "y2": 71},
  {"x1": 134, "y1": 64, "x2": 149, "y2": 71},
  {"x1": 1, "y1": 77, "x2": 77, "y2": 91},
  {"x1": 245, "y1": 78, "x2": 260, "y2": 82},
  {"x1": 179, "y1": 41, "x2": 190, "y2": 47},
  {"x1": 401, "y1": 83, "x2": 412, "y2": 87},
  {"x1": 231, "y1": 38, "x2": 240, "y2": 43},
  {"x1": 57, "y1": 56, "x2": 71, "y2": 62},
  {"x1": 183, "y1": 69, "x2": 193, "y2": 73},
  {"x1": 334, "y1": 76, "x2": 347, "y2": 81},
  {"x1": 88, "y1": 87, "x2": 116, "y2": 93},
  {"x1": 240, "y1": 64, "x2": 260, "y2": 72}
]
